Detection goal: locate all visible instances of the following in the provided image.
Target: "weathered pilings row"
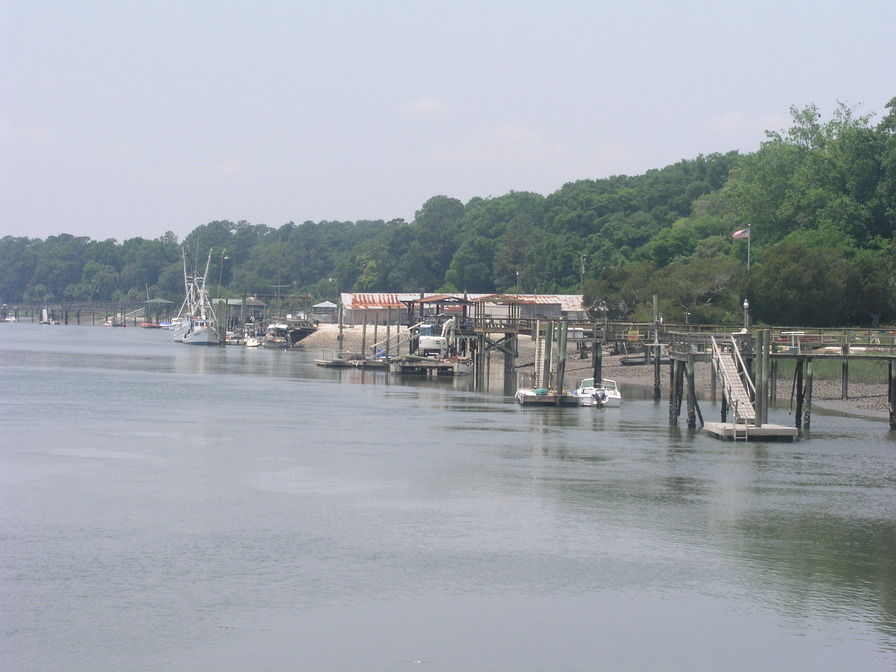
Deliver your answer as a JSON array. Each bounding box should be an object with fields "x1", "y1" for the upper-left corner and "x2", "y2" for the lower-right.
[{"x1": 666, "y1": 328, "x2": 896, "y2": 431}]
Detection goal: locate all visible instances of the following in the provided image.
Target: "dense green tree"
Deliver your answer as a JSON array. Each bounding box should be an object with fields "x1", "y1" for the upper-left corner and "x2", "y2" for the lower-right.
[
  {"x1": 493, "y1": 213, "x2": 543, "y2": 292},
  {"x1": 746, "y1": 241, "x2": 850, "y2": 326},
  {"x1": 651, "y1": 256, "x2": 743, "y2": 324},
  {"x1": 0, "y1": 236, "x2": 38, "y2": 302},
  {"x1": 2, "y1": 98, "x2": 893, "y2": 331},
  {"x1": 844, "y1": 246, "x2": 895, "y2": 327},
  {"x1": 401, "y1": 196, "x2": 464, "y2": 291},
  {"x1": 444, "y1": 235, "x2": 495, "y2": 292},
  {"x1": 28, "y1": 235, "x2": 89, "y2": 301}
]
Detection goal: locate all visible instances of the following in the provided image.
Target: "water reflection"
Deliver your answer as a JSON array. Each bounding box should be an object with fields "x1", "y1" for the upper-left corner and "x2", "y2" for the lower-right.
[{"x1": 2, "y1": 324, "x2": 894, "y2": 670}]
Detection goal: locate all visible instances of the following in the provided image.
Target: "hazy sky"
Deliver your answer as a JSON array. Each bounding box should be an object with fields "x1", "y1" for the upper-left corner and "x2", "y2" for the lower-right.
[{"x1": 2, "y1": 0, "x2": 894, "y2": 242}]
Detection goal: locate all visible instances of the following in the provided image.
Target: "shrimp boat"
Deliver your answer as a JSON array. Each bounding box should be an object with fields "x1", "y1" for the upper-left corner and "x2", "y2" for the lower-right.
[
  {"x1": 171, "y1": 248, "x2": 196, "y2": 342},
  {"x1": 181, "y1": 251, "x2": 221, "y2": 346}
]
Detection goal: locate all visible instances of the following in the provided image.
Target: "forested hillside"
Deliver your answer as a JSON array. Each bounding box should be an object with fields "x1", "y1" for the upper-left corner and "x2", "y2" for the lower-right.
[{"x1": 2, "y1": 100, "x2": 894, "y2": 328}]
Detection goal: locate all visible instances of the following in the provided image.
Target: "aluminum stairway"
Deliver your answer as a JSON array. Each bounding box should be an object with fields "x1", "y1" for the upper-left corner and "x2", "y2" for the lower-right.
[
  {"x1": 370, "y1": 321, "x2": 426, "y2": 355},
  {"x1": 711, "y1": 335, "x2": 756, "y2": 430}
]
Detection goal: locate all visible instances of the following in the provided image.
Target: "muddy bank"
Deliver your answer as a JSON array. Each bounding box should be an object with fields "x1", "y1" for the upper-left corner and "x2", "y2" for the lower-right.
[{"x1": 301, "y1": 325, "x2": 891, "y2": 421}]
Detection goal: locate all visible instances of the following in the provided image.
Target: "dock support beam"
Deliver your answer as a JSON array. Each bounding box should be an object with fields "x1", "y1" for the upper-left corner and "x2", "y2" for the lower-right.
[
  {"x1": 770, "y1": 359, "x2": 778, "y2": 408},
  {"x1": 504, "y1": 334, "x2": 517, "y2": 377},
  {"x1": 841, "y1": 338, "x2": 850, "y2": 399},
  {"x1": 668, "y1": 359, "x2": 684, "y2": 426},
  {"x1": 889, "y1": 359, "x2": 896, "y2": 430},
  {"x1": 361, "y1": 316, "x2": 367, "y2": 356},
  {"x1": 653, "y1": 344, "x2": 661, "y2": 400},
  {"x1": 794, "y1": 357, "x2": 814, "y2": 430},
  {"x1": 804, "y1": 358, "x2": 813, "y2": 429},
  {"x1": 668, "y1": 359, "x2": 677, "y2": 425},
  {"x1": 686, "y1": 353, "x2": 696, "y2": 429}
]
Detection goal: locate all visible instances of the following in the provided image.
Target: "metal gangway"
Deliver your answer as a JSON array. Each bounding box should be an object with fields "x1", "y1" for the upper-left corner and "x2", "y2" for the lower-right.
[
  {"x1": 369, "y1": 321, "x2": 427, "y2": 357},
  {"x1": 711, "y1": 335, "x2": 756, "y2": 440}
]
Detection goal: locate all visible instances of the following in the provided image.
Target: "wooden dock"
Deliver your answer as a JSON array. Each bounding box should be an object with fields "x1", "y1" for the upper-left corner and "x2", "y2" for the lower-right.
[{"x1": 666, "y1": 329, "x2": 896, "y2": 435}]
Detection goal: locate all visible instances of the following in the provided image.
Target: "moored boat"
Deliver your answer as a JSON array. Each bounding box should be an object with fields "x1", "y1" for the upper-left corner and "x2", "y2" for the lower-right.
[
  {"x1": 263, "y1": 322, "x2": 289, "y2": 348},
  {"x1": 571, "y1": 378, "x2": 622, "y2": 407},
  {"x1": 181, "y1": 251, "x2": 221, "y2": 346}
]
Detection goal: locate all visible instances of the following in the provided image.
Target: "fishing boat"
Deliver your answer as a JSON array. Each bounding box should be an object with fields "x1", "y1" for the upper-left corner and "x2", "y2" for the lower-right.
[
  {"x1": 171, "y1": 249, "x2": 196, "y2": 342},
  {"x1": 181, "y1": 251, "x2": 221, "y2": 346},
  {"x1": 571, "y1": 378, "x2": 622, "y2": 407},
  {"x1": 262, "y1": 321, "x2": 289, "y2": 348}
]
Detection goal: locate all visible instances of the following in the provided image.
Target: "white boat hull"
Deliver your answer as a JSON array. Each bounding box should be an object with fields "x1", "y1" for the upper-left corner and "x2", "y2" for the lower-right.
[
  {"x1": 572, "y1": 378, "x2": 622, "y2": 407},
  {"x1": 575, "y1": 391, "x2": 622, "y2": 407},
  {"x1": 183, "y1": 326, "x2": 220, "y2": 345}
]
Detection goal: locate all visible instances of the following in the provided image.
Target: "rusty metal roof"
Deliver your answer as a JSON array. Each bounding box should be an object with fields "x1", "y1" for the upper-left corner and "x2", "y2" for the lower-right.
[{"x1": 343, "y1": 292, "x2": 582, "y2": 311}]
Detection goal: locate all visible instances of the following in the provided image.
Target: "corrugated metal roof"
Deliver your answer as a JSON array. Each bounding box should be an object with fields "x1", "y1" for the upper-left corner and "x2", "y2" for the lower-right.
[{"x1": 343, "y1": 293, "x2": 582, "y2": 311}]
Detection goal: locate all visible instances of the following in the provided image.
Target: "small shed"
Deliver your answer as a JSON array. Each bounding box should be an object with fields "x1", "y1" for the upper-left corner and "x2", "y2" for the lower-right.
[{"x1": 311, "y1": 300, "x2": 338, "y2": 324}]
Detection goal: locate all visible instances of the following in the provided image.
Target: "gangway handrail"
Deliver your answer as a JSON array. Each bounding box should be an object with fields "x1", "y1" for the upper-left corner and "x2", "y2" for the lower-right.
[
  {"x1": 711, "y1": 335, "x2": 755, "y2": 397},
  {"x1": 711, "y1": 335, "x2": 756, "y2": 426},
  {"x1": 369, "y1": 321, "x2": 425, "y2": 353}
]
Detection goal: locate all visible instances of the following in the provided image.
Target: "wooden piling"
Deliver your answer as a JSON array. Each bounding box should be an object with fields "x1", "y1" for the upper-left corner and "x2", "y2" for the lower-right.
[
  {"x1": 795, "y1": 359, "x2": 804, "y2": 430},
  {"x1": 360, "y1": 316, "x2": 368, "y2": 356},
  {"x1": 755, "y1": 329, "x2": 764, "y2": 428},
  {"x1": 675, "y1": 360, "x2": 685, "y2": 422},
  {"x1": 770, "y1": 359, "x2": 777, "y2": 409},
  {"x1": 841, "y1": 338, "x2": 850, "y2": 399},
  {"x1": 653, "y1": 344, "x2": 661, "y2": 400},
  {"x1": 385, "y1": 308, "x2": 392, "y2": 360},
  {"x1": 668, "y1": 359, "x2": 679, "y2": 425},
  {"x1": 889, "y1": 359, "x2": 896, "y2": 430},
  {"x1": 804, "y1": 358, "x2": 814, "y2": 429},
  {"x1": 761, "y1": 329, "x2": 771, "y2": 425},
  {"x1": 686, "y1": 353, "x2": 696, "y2": 429}
]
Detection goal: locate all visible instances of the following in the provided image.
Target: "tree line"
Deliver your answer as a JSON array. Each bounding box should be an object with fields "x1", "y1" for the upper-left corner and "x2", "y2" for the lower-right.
[{"x1": 2, "y1": 99, "x2": 894, "y2": 328}]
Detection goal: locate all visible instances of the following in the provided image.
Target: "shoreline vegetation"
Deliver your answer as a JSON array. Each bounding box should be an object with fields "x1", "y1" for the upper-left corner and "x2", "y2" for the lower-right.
[{"x1": 302, "y1": 324, "x2": 892, "y2": 422}]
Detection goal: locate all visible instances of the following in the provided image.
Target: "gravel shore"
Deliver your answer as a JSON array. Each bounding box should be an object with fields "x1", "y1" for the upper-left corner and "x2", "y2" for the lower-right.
[{"x1": 301, "y1": 324, "x2": 892, "y2": 421}]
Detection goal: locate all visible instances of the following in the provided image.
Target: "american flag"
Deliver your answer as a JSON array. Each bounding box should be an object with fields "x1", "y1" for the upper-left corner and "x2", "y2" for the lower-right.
[{"x1": 732, "y1": 228, "x2": 750, "y2": 239}]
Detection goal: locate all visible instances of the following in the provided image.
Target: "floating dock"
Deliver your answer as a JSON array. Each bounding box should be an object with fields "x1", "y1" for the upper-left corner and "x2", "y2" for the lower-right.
[
  {"x1": 389, "y1": 356, "x2": 472, "y2": 376},
  {"x1": 514, "y1": 388, "x2": 580, "y2": 406},
  {"x1": 703, "y1": 422, "x2": 798, "y2": 442}
]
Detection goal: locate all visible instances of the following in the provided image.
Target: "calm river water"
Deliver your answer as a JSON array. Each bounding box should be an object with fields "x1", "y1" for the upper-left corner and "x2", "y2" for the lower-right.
[{"x1": 2, "y1": 323, "x2": 895, "y2": 671}]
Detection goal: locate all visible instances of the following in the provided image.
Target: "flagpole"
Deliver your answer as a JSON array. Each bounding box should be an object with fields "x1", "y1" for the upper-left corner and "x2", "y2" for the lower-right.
[{"x1": 747, "y1": 229, "x2": 751, "y2": 269}]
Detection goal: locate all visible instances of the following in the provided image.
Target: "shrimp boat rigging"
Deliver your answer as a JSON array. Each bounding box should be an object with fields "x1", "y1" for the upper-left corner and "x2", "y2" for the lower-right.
[{"x1": 178, "y1": 249, "x2": 221, "y2": 346}]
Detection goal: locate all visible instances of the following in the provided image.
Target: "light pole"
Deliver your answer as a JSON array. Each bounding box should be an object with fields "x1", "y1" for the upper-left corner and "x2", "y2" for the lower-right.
[
  {"x1": 579, "y1": 254, "x2": 586, "y2": 294},
  {"x1": 516, "y1": 270, "x2": 520, "y2": 296},
  {"x1": 743, "y1": 298, "x2": 750, "y2": 332}
]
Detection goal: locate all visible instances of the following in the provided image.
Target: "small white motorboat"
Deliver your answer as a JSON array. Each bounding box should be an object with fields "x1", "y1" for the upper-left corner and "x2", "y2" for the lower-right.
[{"x1": 572, "y1": 378, "x2": 622, "y2": 407}]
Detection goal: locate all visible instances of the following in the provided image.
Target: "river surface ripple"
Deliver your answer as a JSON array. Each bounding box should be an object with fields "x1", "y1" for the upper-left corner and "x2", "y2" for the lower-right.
[{"x1": 2, "y1": 324, "x2": 895, "y2": 671}]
